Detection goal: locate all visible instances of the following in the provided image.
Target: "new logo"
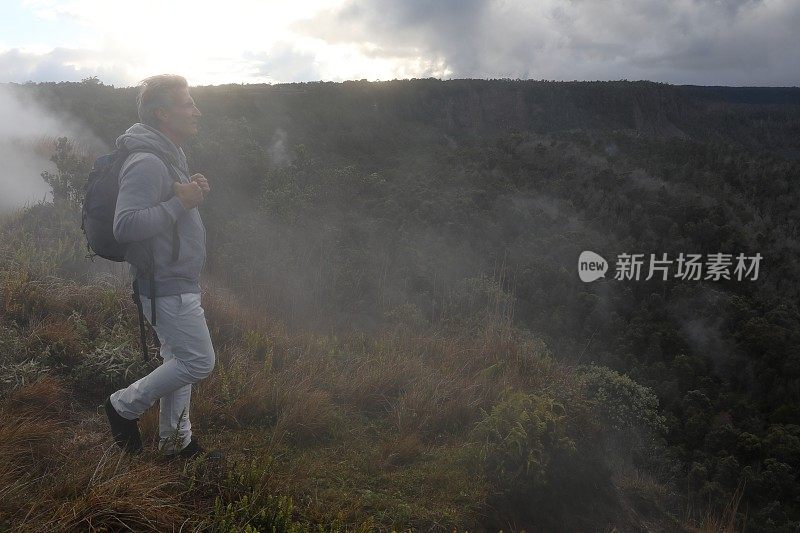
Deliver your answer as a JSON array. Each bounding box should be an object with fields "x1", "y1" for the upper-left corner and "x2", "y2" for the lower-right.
[{"x1": 578, "y1": 251, "x2": 608, "y2": 282}]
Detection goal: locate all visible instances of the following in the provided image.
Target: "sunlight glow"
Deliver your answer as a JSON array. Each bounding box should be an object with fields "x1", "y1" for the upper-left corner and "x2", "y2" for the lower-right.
[{"x1": 15, "y1": 0, "x2": 436, "y2": 85}]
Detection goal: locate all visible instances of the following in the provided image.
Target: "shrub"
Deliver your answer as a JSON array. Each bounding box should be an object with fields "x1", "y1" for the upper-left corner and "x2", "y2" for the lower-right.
[
  {"x1": 467, "y1": 388, "x2": 613, "y2": 529},
  {"x1": 40, "y1": 136, "x2": 90, "y2": 206},
  {"x1": 199, "y1": 457, "x2": 350, "y2": 532},
  {"x1": 578, "y1": 363, "x2": 667, "y2": 437},
  {"x1": 468, "y1": 389, "x2": 577, "y2": 493}
]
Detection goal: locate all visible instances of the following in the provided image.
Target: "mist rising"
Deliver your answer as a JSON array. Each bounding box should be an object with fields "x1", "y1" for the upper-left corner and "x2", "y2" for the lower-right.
[{"x1": 0, "y1": 84, "x2": 106, "y2": 212}]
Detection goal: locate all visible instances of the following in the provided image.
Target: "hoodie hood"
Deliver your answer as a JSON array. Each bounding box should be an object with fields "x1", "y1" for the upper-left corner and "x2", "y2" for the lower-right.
[{"x1": 115, "y1": 123, "x2": 189, "y2": 176}]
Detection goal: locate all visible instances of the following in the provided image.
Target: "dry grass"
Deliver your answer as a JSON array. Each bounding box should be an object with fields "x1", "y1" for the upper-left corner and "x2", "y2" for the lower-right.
[
  {"x1": 0, "y1": 415, "x2": 64, "y2": 524},
  {"x1": 1, "y1": 374, "x2": 72, "y2": 418},
  {"x1": 0, "y1": 378, "x2": 201, "y2": 532},
  {"x1": 377, "y1": 432, "x2": 425, "y2": 468},
  {"x1": 15, "y1": 446, "x2": 195, "y2": 533},
  {"x1": 191, "y1": 344, "x2": 342, "y2": 450},
  {"x1": 0, "y1": 378, "x2": 72, "y2": 527},
  {"x1": 192, "y1": 278, "x2": 568, "y2": 460},
  {"x1": 201, "y1": 275, "x2": 280, "y2": 348},
  {"x1": 0, "y1": 219, "x2": 680, "y2": 530},
  {"x1": 271, "y1": 385, "x2": 340, "y2": 446},
  {"x1": 684, "y1": 478, "x2": 747, "y2": 533},
  {"x1": 138, "y1": 402, "x2": 161, "y2": 448},
  {"x1": 23, "y1": 314, "x2": 87, "y2": 367},
  {"x1": 2, "y1": 267, "x2": 129, "y2": 332}
]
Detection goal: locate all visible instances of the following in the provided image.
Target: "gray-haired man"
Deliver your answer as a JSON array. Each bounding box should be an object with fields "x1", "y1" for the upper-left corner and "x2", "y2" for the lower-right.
[{"x1": 103, "y1": 74, "x2": 222, "y2": 461}]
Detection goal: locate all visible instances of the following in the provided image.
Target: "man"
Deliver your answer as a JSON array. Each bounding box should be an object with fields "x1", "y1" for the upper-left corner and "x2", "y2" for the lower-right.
[{"x1": 103, "y1": 74, "x2": 222, "y2": 461}]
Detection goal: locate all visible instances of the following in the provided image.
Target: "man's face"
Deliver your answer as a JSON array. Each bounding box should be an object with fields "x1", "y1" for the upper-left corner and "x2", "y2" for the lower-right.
[{"x1": 158, "y1": 86, "x2": 201, "y2": 140}]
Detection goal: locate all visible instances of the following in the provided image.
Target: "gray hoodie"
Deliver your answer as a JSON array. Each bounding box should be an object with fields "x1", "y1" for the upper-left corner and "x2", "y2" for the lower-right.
[{"x1": 113, "y1": 123, "x2": 206, "y2": 298}]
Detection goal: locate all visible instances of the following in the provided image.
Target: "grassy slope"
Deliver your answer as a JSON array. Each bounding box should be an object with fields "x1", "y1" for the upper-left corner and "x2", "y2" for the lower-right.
[{"x1": 0, "y1": 202, "x2": 710, "y2": 531}]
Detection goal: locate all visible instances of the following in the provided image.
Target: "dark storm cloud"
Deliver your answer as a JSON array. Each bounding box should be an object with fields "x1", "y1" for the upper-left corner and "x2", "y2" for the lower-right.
[
  {"x1": 294, "y1": 0, "x2": 495, "y2": 74},
  {"x1": 296, "y1": 0, "x2": 800, "y2": 85}
]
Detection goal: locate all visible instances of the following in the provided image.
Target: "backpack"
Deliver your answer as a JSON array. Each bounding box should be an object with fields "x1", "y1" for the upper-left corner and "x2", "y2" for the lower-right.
[{"x1": 81, "y1": 146, "x2": 182, "y2": 361}]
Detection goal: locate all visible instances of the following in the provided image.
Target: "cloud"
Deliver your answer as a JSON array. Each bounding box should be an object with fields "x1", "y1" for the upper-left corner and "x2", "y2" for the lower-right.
[
  {"x1": 293, "y1": 0, "x2": 491, "y2": 73},
  {"x1": 2, "y1": 0, "x2": 797, "y2": 85},
  {"x1": 8, "y1": 0, "x2": 348, "y2": 86},
  {"x1": 297, "y1": 0, "x2": 800, "y2": 85},
  {"x1": 0, "y1": 47, "x2": 133, "y2": 85},
  {"x1": 244, "y1": 42, "x2": 322, "y2": 82}
]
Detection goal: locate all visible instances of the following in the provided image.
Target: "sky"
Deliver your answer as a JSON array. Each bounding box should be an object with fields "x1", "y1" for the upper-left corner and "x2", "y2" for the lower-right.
[{"x1": 0, "y1": 0, "x2": 798, "y2": 87}]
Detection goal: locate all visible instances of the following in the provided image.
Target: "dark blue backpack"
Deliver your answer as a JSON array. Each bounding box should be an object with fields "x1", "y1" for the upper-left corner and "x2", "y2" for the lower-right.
[
  {"x1": 81, "y1": 147, "x2": 134, "y2": 261},
  {"x1": 81, "y1": 147, "x2": 180, "y2": 260},
  {"x1": 81, "y1": 146, "x2": 181, "y2": 361}
]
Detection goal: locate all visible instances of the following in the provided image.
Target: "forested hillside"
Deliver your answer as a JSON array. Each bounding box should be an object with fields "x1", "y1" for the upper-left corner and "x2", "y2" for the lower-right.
[{"x1": 2, "y1": 78, "x2": 800, "y2": 531}]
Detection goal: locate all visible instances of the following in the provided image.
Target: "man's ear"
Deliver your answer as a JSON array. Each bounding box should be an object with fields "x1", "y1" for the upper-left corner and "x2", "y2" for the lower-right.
[{"x1": 154, "y1": 107, "x2": 168, "y2": 123}]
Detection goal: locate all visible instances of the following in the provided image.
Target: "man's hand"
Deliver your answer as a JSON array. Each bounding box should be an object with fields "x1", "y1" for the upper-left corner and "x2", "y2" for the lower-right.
[
  {"x1": 190, "y1": 173, "x2": 210, "y2": 195},
  {"x1": 173, "y1": 181, "x2": 204, "y2": 209}
]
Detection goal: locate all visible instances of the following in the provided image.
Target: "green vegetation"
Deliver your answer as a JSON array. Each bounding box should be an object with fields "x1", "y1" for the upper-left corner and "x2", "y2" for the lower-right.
[{"x1": 2, "y1": 78, "x2": 800, "y2": 530}]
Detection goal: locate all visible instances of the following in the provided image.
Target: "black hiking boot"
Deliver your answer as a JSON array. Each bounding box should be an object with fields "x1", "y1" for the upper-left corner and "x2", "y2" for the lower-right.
[
  {"x1": 104, "y1": 396, "x2": 142, "y2": 454},
  {"x1": 164, "y1": 436, "x2": 225, "y2": 462}
]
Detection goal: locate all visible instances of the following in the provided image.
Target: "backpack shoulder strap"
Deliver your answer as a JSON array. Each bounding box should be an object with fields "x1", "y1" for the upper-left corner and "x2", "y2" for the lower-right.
[
  {"x1": 125, "y1": 148, "x2": 184, "y2": 263},
  {"x1": 126, "y1": 148, "x2": 183, "y2": 184}
]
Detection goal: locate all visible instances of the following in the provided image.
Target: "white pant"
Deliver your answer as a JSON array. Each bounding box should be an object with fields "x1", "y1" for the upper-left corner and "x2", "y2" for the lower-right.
[{"x1": 110, "y1": 292, "x2": 216, "y2": 453}]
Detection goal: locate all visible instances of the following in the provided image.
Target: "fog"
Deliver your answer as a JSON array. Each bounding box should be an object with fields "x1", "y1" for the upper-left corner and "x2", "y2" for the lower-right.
[{"x1": 0, "y1": 84, "x2": 106, "y2": 212}]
